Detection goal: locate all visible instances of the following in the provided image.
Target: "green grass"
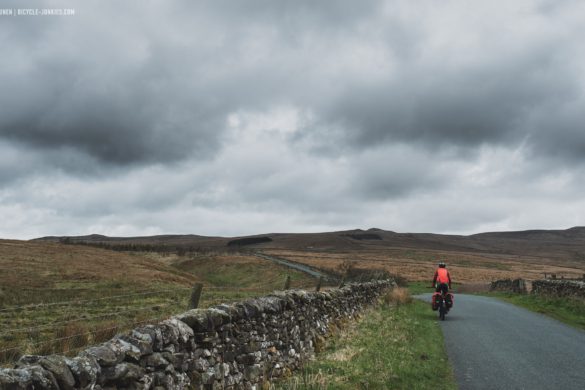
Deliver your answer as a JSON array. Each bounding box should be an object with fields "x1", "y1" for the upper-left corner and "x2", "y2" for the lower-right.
[
  {"x1": 0, "y1": 284, "x2": 276, "y2": 366},
  {"x1": 172, "y1": 255, "x2": 313, "y2": 289},
  {"x1": 406, "y1": 281, "x2": 432, "y2": 295},
  {"x1": 0, "y1": 281, "x2": 190, "y2": 364},
  {"x1": 275, "y1": 299, "x2": 456, "y2": 390},
  {"x1": 485, "y1": 292, "x2": 585, "y2": 330},
  {"x1": 0, "y1": 252, "x2": 316, "y2": 366}
]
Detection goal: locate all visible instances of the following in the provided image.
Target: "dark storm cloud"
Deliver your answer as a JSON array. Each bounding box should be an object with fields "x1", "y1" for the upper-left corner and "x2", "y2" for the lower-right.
[
  {"x1": 348, "y1": 146, "x2": 449, "y2": 200},
  {"x1": 0, "y1": 16, "x2": 225, "y2": 166},
  {"x1": 296, "y1": 11, "x2": 584, "y2": 163},
  {"x1": 0, "y1": 0, "x2": 385, "y2": 172},
  {"x1": 526, "y1": 96, "x2": 585, "y2": 161},
  {"x1": 3, "y1": 0, "x2": 583, "y2": 173},
  {"x1": 2, "y1": 0, "x2": 585, "y2": 238},
  {"x1": 321, "y1": 55, "x2": 568, "y2": 149}
]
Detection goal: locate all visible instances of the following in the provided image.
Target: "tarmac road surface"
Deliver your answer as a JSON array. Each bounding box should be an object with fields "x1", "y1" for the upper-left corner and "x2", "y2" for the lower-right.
[
  {"x1": 252, "y1": 252, "x2": 336, "y2": 281},
  {"x1": 418, "y1": 293, "x2": 585, "y2": 390}
]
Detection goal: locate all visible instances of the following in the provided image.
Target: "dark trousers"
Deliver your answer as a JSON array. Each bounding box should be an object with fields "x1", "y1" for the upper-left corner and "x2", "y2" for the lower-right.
[{"x1": 436, "y1": 283, "x2": 449, "y2": 295}]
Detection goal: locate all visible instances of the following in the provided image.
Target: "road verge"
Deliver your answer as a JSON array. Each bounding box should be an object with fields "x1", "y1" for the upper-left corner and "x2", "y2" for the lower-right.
[
  {"x1": 274, "y1": 288, "x2": 456, "y2": 389},
  {"x1": 482, "y1": 291, "x2": 585, "y2": 330}
]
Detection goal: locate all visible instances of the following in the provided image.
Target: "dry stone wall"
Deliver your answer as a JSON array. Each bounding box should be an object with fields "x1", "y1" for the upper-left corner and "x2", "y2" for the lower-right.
[
  {"x1": 0, "y1": 280, "x2": 393, "y2": 390},
  {"x1": 489, "y1": 279, "x2": 527, "y2": 294},
  {"x1": 531, "y1": 280, "x2": 585, "y2": 298}
]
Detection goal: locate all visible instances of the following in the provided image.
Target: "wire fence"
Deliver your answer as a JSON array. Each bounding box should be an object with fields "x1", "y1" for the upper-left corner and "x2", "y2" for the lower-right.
[
  {"x1": 0, "y1": 276, "x2": 323, "y2": 366},
  {"x1": 0, "y1": 288, "x2": 191, "y2": 313},
  {"x1": 0, "y1": 312, "x2": 172, "y2": 364}
]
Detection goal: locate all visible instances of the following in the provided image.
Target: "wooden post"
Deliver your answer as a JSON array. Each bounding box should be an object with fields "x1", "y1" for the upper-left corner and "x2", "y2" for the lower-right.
[
  {"x1": 189, "y1": 283, "x2": 203, "y2": 310},
  {"x1": 316, "y1": 276, "x2": 323, "y2": 292},
  {"x1": 284, "y1": 275, "x2": 291, "y2": 290}
]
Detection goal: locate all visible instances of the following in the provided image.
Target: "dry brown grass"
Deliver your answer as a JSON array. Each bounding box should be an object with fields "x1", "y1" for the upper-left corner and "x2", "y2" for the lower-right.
[
  {"x1": 327, "y1": 346, "x2": 364, "y2": 362},
  {"x1": 54, "y1": 321, "x2": 90, "y2": 353},
  {"x1": 0, "y1": 239, "x2": 317, "y2": 366},
  {"x1": 0, "y1": 240, "x2": 197, "y2": 290},
  {"x1": 383, "y1": 287, "x2": 412, "y2": 306},
  {"x1": 0, "y1": 240, "x2": 198, "y2": 363},
  {"x1": 264, "y1": 248, "x2": 585, "y2": 283}
]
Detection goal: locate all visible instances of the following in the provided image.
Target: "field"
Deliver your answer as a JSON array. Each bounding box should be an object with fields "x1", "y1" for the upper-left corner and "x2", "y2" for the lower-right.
[
  {"x1": 3, "y1": 229, "x2": 585, "y2": 370},
  {"x1": 263, "y1": 248, "x2": 585, "y2": 284},
  {"x1": 36, "y1": 228, "x2": 585, "y2": 285},
  {"x1": 0, "y1": 240, "x2": 315, "y2": 365}
]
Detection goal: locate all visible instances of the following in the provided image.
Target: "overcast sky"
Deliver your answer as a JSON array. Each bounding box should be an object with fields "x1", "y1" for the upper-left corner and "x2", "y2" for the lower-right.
[{"x1": 1, "y1": 0, "x2": 585, "y2": 239}]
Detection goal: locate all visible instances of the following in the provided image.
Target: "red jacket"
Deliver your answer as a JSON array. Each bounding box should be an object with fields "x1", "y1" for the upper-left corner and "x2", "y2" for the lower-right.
[{"x1": 433, "y1": 268, "x2": 451, "y2": 288}]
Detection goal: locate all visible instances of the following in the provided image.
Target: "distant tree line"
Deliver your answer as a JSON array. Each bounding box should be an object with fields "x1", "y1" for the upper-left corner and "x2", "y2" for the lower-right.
[
  {"x1": 342, "y1": 233, "x2": 382, "y2": 240},
  {"x1": 227, "y1": 236, "x2": 272, "y2": 247},
  {"x1": 58, "y1": 238, "x2": 241, "y2": 255}
]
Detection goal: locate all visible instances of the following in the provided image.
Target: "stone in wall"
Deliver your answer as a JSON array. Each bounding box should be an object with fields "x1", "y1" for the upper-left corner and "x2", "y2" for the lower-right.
[
  {"x1": 0, "y1": 280, "x2": 394, "y2": 390},
  {"x1": 489, "y1": 279, "x2": 527, "y2": 294},
  {"x1": 531, "y1": 280, "x2": 585, "y2": 298}
]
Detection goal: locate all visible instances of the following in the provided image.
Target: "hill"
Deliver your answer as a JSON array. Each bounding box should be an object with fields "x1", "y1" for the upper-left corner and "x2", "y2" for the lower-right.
[
  {"x1": 36, "y1": 226, "x2": 585, "y2": 263},
  {"x1": 34, "y1": 227, "x2": 585, "y2": 283}
]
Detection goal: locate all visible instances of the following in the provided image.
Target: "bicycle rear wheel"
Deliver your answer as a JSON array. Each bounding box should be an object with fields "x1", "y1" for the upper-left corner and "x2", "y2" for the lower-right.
[{"x1": 439, "y1": 301, "x2": 446, "y2": 321}]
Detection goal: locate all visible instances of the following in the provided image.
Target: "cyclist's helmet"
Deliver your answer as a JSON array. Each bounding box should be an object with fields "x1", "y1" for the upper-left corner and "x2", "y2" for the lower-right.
[{"x1": 438, "y1": 261, "x2": 446, "y2": 268}]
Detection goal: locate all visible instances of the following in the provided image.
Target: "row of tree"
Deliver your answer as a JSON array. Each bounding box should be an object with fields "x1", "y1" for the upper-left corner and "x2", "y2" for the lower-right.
[{"x1": 58, "y1": 238, "x2": 241, "y2": 255}]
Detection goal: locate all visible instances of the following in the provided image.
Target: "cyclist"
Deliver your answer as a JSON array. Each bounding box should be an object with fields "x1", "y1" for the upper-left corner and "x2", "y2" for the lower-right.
[{"x1": 432, "y1": 261, "x2": 452, "y2": 295}]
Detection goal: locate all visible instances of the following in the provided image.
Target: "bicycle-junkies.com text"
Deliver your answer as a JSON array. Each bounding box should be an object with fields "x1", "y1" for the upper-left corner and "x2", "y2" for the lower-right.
[{"x1": 0, "y1": 8, "x2": 76, "y2": 16}]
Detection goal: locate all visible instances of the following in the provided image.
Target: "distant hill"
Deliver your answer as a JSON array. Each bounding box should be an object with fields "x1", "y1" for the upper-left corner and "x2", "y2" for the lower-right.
[{"x1": 35, "y1": 227, "x2": 585, "y2": 262}]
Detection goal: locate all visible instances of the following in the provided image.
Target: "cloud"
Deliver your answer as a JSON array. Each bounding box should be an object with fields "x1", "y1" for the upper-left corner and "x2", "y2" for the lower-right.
[
  {"x1": 1, "y1": 0, "x2": 585, "y2": 238},
  {"x1": 0, "y1": 0, "x2": 386, "y2": 171},
  {"x1": 3, "y1": 0, "x2": 584, "y2": 167},
  {"x1": 295, "y1": 1, "x2": 585, "y2": 161}
]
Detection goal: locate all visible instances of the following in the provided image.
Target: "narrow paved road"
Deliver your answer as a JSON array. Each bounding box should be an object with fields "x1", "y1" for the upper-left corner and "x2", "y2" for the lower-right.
[
  {"x1": 419, "y1": 293, "x2": 585, "y2": 390},
  {"x1": 252, "y1": 252, "x2": 337, "y2": 281}
]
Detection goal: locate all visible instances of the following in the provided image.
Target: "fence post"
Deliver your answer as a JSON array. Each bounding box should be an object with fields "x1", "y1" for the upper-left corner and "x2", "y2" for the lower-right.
[
  {"x1": 189, "y1": 283, "x2": 203, "y2": 310},
  {"x1": 284, "y1": 275, "x2": 291, "y2": 290},
  {"x1": 316, "y1": 276, "x2": 323, "y2": 292}
]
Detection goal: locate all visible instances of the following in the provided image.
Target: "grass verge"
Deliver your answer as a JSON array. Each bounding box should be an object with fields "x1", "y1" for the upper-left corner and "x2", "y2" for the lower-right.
[
  {"x1": 406, "y1": 281, "x2": 432, "y2": 295},
  {"x1": 275, "y1": 289, "x2": 456, "y2": 389},
  {"x1": 485, "y1": 292, "x2": 585, "y2": 330}
]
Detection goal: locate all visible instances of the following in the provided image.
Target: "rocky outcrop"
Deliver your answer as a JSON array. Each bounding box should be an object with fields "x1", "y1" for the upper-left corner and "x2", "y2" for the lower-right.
[
  {"x1": 531, "y1": 280, "x2": 585, "y2": 298},
  {"x1": 0, "y1": 280, "x2": 393, "y2": 389}
]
